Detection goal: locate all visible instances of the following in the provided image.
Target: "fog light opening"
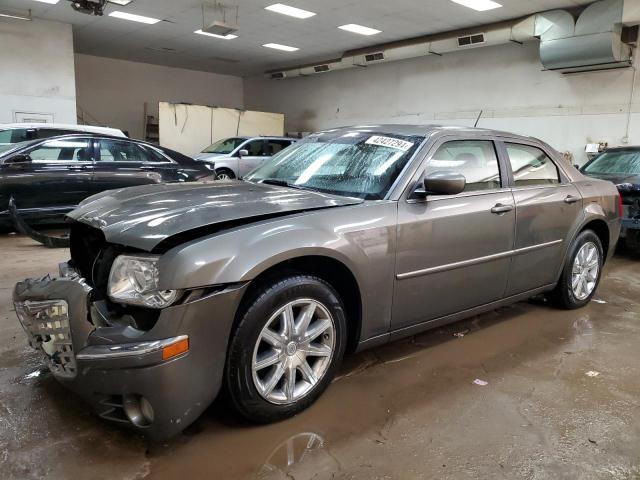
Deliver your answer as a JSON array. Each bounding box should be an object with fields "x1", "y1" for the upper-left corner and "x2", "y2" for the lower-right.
[{"x1": 123, "y1": 394, "x2": 154, "y2": 427}]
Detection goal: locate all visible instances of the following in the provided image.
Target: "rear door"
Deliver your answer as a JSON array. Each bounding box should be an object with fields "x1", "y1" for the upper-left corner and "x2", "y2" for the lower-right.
[
  {"x1": 4, "y1": 137, "x2": 94, "y2": 215},
  {"x1": 92, "y1": 138, "x2": 178, "y2": 194},
  {"x1": 238, "y1": 139, "x2": 266, "y2": 177},
  {"x1": 501, "y1": 141, "x2": 583, "y2": 295}
]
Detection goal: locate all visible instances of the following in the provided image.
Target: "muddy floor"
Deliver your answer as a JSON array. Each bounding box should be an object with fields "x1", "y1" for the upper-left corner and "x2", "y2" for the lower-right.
[{"x1": 1, "y1": 233, "x2": 639, "y2": 480}]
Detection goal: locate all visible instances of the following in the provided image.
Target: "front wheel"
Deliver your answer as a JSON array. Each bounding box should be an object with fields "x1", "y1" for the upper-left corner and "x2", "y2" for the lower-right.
[
  {"x1": 215, "y1": 168, "x2": 235, "y2": 180},
  {"x1": 549, "y1": 230, "x2": 603, "y2": 309},
  {"x1": 226, "y1": 275, "x2": 347, "y2": 423}
]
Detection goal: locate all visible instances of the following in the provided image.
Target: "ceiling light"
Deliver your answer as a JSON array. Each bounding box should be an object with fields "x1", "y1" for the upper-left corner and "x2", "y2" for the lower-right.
[
  {"x1": 338, "y1": 24, "x2": 381, "y2": 36},
  {"x1": 450, "y1": 0, "x2": 502, "y2": 11},
  {"x1": 194, "y1": 29, "x2": 237, "y2": 39},
  {"x1": 263, "y1": 43, "x2": 299, "y2": 52},
  {"x1": 108, "y1": 10, "x2": 160, "y2": 24},
  {"x1": 0, "y1": 10, "x2": 31, "y2": 20},
  {"x1": 108, "y1": 0, "x2": 132, "y2": 5},
  {"x1": 31, "y1": 0, "x2": 59, "y2": 4},
  {"x1": 265, "y1": 3, "x2": 316, "y2": 19}
]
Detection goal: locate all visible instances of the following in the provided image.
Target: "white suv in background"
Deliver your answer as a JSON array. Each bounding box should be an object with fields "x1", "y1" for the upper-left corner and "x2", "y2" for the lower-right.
[
  {"x1": 0, "y1": 123, "x2": 126, "y2": 148},
  {"x1": 195, "y1": 136, "x2": 297, "y2": 179}
]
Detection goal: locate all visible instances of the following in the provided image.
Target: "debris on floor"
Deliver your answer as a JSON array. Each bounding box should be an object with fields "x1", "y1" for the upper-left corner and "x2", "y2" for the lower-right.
[
  {"x1": 585, "y1": 371, "x2": 600, "y2": 377},
  {"x1": 453, "y1": 329, "x2": 470, "y2": 338},
  {"x1": 473, "y1": 379, "x2": 489, "y2": 386},
  {"x1": 592, "y1": 299, "x2": 607, "y2": 304}
]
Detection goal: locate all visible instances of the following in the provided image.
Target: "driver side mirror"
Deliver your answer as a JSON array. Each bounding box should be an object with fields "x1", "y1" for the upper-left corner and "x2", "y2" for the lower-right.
[
  {"x1": 5, "y1": 153, "x2": 32, "y2": 165},
  {"x1": 417, "y1": 172, "x2": 466, "y2": 197},
  {"x1": 238, "y1": 149, "x2": 249, "y2": 158}
]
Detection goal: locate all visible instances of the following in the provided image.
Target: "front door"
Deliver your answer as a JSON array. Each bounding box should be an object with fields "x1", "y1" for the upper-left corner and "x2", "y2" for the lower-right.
[
  {"x1": 5, "y1": 137, "x2": 94, "y2": 218},
  {"x1": 501, "y1": 141, "x2": 583, "y2": 295},
  {"x1": 238, "y1": 139, "x2": 266, "y2": 177},
  {"x1": 392, "y1": 138, "x2": 515, "y2": 331}
]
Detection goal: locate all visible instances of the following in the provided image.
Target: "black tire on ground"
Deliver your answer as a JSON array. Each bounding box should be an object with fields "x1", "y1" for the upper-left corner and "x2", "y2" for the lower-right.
[
  {"x1": 548, "y1": 229, "x2": 604, "y2": 310},
  {"x1": 215, "y1": 168, "x2": 235, "y2": 180},
  {"x1": 226, "y1": 274, "x2": 347, "y2": 423}
]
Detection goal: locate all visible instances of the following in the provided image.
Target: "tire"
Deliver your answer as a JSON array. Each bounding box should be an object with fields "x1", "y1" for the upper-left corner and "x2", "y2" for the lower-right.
[
  {"x1": 215, "y1": 168, "x2": 235, "y2": 180},
  {"x1": 226, "y1": 274, "x2": 347, "y2": 423},
  {"x1": 548, "y1": 230, "x2": 604, "y2": 309}
]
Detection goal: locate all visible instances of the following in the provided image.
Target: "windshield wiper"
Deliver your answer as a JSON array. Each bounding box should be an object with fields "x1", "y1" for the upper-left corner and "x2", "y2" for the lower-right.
[{"x1": 259, "y1": 178, "x2": 310, "y2": 191}]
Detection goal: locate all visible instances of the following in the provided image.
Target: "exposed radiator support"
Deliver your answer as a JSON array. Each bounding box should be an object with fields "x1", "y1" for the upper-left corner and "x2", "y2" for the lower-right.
[{"x1": 265, "y1": 0, "x2": 640, "y2": 80}]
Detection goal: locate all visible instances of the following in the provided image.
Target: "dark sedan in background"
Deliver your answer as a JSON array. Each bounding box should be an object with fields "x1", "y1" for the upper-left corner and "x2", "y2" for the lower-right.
[
  {"x1": 0, "y1": 134, "x2": 216, "y2": 228},
  {"x1": 581, "y1": 146, "x2": 640, "y2": 250}
]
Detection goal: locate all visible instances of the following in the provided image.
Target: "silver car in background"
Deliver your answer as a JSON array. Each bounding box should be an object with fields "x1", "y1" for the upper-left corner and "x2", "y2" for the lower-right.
[
  {"x1": 13, "y1": 125, "x2": 621, "y2": 440},
  {"x1": 195, "y1": 136, "x2": 297, "y2": 179}
]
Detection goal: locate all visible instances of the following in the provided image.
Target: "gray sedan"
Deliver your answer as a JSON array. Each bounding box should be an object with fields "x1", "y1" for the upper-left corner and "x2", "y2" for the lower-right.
[{"x1": 13, "y1": 125, "x2": 620, "y2": 439}]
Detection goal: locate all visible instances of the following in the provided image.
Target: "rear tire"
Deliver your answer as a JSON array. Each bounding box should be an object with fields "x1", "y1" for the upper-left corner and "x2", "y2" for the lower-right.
[
  {"x1": 548, "y1": 230, "x2": 603, "y2": 309},
  {"x1": 215, "y1": 168, "x2": 235, "y2": 180},
  {"x1": 226, "y1": 274, "x2": 347, "y2": 423}
]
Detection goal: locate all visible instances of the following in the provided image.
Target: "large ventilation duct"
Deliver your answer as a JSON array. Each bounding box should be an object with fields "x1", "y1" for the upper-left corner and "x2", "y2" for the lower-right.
[
  {"x1": 537, "y1": 0, "x2": 632, "y2": 73},
  {"x1": 266, "y1": 0, "x2": 639, "y2": 80}
]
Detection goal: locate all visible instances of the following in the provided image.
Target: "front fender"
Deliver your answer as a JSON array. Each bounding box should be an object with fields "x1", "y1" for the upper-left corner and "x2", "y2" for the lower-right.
[{"x1": 157, "y1": 202, "x2": 399, "y2": 341}]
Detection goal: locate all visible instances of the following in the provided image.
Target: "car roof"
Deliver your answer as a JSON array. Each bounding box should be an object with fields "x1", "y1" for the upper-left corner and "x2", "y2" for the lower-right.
[
  {"x1": 315, "y1": 124, "x2": 539, "y2": 140},
  {"x1": 0, "y1": 123, "x2": 126, "y2": 137}
]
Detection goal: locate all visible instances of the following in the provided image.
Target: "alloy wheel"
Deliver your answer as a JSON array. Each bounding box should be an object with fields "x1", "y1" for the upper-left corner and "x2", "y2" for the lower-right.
[
  {"x1": 571, "y1": 241, "x2": 600, "y2": 301},
  {"x1": 251, "y1": 299, "x2": 335, "y2": 405}
]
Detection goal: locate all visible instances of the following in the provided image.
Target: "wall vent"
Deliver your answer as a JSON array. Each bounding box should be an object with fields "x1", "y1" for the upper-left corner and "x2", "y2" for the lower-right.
[
  {"x1": 457, "y1": 33, "x2": 486, "y2": 47},
  {"x1": 270, "y1": 72, "x2": 286, "y2": 79},
  {"x1": 313, "y1": 64, "x2": 331, "y2": 73},
  {"x1": 364, "y1": 52, "x2": 385, "y2": 62}
]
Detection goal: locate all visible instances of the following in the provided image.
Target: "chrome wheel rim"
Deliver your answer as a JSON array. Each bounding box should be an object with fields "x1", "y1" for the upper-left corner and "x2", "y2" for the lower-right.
[
  {"x1": 571, "y1": 242, "x2": 600, "y2": 300},
  {"x1": 216, "y1": 172, "x2": 232, "y2": 180},
  {"x1": 252, "y1": 299, "x2": 335, "y2": 405}
]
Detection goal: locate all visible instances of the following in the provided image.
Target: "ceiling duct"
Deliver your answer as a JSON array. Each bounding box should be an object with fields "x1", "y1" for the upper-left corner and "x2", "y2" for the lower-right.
[
  {"x1": 536, "y1": 0, "x2": 632, "y2": 73},
  {"x1": 264, "y1": 0, "x2": 639, "y2": 80},
  {"x1": 200, "y1": 2, "x2": 239, "y2": 37}
]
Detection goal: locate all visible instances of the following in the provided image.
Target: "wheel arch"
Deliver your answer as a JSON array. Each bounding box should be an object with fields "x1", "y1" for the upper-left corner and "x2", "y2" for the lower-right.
[{"x1": 235, "y1": 255, "x2": 363, "y2": 353}]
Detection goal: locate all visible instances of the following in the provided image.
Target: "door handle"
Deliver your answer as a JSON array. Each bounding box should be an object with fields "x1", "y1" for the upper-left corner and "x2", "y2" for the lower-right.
[
  {"x1": 564, "y1": 195, "x2": 580, "y2": 204},
  {"x1": 491, "y1": 203, "x2": 514, "y2": 214}
]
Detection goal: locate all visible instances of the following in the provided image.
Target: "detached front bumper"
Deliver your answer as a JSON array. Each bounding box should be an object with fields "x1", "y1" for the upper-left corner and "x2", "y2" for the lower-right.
[{"x1": 13, "y1": 264, "x2": 247, "y2": 440}]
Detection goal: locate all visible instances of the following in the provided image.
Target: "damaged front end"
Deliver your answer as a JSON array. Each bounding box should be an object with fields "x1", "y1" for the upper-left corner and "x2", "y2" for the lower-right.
[{"x1": 13, "y1": 235, "x2": 247, "y2": 439}]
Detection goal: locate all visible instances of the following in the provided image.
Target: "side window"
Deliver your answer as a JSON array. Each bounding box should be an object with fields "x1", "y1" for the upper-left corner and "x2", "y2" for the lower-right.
[
  {"x1": 0, "y1": 130, "x2": 12, "y2": 145},
  {"x1": 265, "y1": 140, "x2": 290, "y2": 156},
  {"x1": 244, "y1": 140, "x2": 265, "y2": 156},
  {"x1": 27, "y1": 138, "x2": 92, "y2": 162},
  {"x1": 98, "y1": 139, "x2": 150, "y2": 162},
  {"x1": 142, "y1": 146, "x2": 172, "y2": 163},
  {"x1": 506, "y1": 143, "x2": 560, "y2": 187},
  {"x1": 0, "y1": 129, "x2": 30, "y2": 144},
  {"x1": 425, "y1": 140, "x2": 501, "y2": 192}
]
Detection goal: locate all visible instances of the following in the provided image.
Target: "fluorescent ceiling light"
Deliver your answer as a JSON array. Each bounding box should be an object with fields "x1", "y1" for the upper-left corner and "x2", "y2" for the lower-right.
[
  {"x1": 265, "y1": 3, "x2": 316, "y2": 19},
  {"x1": 108, "y1": 10, "x2": 160, "y2": 24},
  {"x1": 194, "y1": 29, "x2": 237, "y2": 40},
  {"x1": 263, "y1": 43, "x2": 299, "y2": 52},
  {"x1": 108, "y1": 0, "x2": 132, "y2": 5},
  {"x1": 450, "y1": 0, "x2": 502, "y2": 11},
  {"x1": 31, "y1": 0, "x2": 59, "y2": 4},
  {"x1": 0, "y1": 12, "x2": 31, "y2": 20},
  {"x1": 338, "y1": 24, "x2": 381, "y2": 36}
]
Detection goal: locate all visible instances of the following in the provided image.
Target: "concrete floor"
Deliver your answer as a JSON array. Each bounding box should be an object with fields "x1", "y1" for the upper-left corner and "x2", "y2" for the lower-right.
[{"x1": 1, "y1": 233, "x2": 639, "y2": 480}]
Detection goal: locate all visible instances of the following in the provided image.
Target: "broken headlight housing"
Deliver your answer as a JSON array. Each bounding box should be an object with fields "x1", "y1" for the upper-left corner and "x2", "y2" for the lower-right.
[{"x1": 108, "y1": 255, "x2": 178, "y2": 309}]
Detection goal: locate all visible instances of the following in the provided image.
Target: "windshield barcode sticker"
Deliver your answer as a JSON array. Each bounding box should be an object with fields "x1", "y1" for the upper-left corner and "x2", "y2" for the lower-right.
[{"x1": 365, "y1": 136, "x2": 414, "y2": 152}]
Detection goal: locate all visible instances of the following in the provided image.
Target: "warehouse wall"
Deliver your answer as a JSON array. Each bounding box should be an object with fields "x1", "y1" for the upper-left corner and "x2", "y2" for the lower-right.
[
  {"x1": 0, "y1": 18, "x2": 76, "y2": 124},
  {"x1": 75, "y1": 54, "x2": 244, "y2": 140},
  {"x1": 244, "y1": 42, "x2": 639, "y2": 165}
]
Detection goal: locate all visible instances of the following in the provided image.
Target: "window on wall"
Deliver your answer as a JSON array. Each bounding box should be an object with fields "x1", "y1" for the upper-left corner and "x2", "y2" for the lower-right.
[
  {"x1": 425, "y1": 140, "x2": 501, "y2": 192},
  {"x1": 505, "y1": 143, "x2": 560, "y2": 187}
]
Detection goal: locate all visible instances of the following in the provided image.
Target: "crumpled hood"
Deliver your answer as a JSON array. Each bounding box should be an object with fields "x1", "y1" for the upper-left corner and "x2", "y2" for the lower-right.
[{"x1": 68, "y1": 181, "x2": 362, "y2": 251}]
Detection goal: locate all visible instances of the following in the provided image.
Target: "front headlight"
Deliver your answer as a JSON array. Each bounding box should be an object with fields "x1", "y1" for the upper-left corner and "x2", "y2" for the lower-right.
[{"x1": 108, "y1": 255, "x2": 178, "y2": 308}]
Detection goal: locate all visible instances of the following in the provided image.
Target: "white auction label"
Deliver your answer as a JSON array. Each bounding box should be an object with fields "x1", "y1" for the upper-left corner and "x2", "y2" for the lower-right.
[{"x1": 365, "y1": 136, "x2": 414, "y2": 152}]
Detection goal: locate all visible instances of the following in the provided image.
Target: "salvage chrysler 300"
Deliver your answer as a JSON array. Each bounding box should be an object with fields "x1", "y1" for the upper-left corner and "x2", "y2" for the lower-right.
[{"x1": 14, "y1": 125, "x2": 620, "y2": 439}]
